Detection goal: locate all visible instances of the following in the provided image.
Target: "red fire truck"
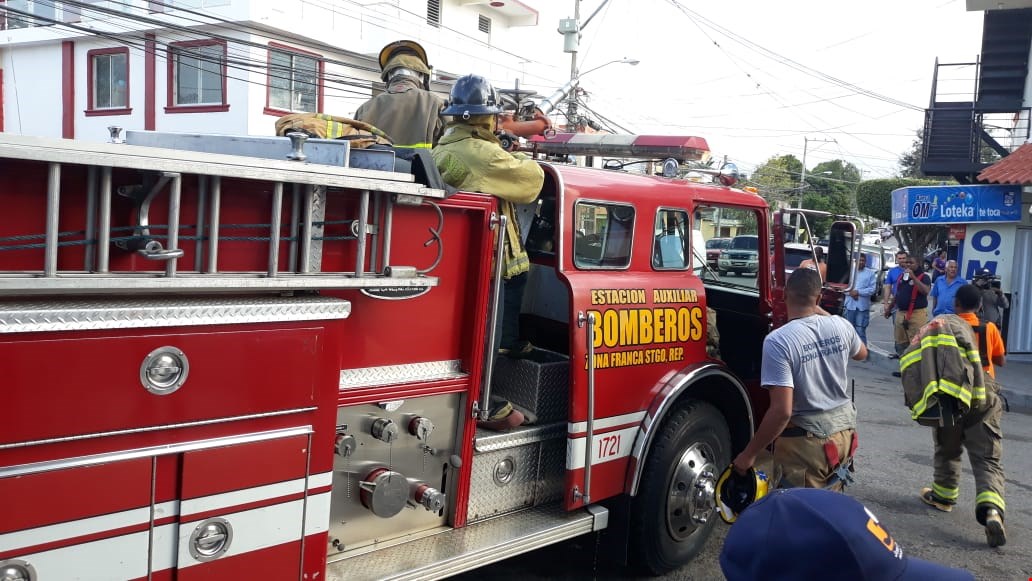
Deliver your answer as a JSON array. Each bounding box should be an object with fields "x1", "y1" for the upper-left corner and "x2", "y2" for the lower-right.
[{"x1": 0, "y1": 129, "x2": 856, "y2": 580}]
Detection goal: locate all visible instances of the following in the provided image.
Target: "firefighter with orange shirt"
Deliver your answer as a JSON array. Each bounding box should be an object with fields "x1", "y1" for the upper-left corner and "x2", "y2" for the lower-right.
[{"x1": 918, "y1": 284, "x2": 1007, "y2": 548}]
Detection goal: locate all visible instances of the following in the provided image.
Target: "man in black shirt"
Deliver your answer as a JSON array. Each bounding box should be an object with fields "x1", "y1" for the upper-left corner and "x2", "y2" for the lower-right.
[{"x1": 890, "y1": 257, "x2": 931, "y2": 365}]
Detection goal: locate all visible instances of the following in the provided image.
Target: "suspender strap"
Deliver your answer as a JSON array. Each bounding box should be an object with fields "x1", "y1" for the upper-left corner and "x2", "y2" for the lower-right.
[
  {"x1": 896, "y1": 276, "x2": 921, "y2": 320},
  {"x1": 973, "y1": 324, "x2": 989, "y2": 366}
]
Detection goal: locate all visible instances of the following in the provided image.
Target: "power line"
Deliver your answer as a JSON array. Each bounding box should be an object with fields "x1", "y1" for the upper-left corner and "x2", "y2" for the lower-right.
[{"x1": 665, "y1": 0, "x2": 923, "y2": 112}]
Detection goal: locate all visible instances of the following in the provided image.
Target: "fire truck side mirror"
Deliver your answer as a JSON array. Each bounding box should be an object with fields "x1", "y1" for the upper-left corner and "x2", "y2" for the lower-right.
[
  {"x1": 717, "y1": 162, "x2": 739, "y2": 187},
  {"x1": 825, "y1": 220, "x2": 856, "y2": 287}
]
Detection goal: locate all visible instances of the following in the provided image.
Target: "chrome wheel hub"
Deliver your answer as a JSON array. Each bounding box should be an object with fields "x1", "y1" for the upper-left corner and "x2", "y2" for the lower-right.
[{"x1": 665, "y1": 442, "x2": 718, "y2": 541}]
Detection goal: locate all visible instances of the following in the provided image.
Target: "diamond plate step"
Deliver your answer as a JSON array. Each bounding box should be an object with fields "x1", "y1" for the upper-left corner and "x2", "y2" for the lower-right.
[{"x1": 325, "y1": 503, "x2": 608, "y2": 581}]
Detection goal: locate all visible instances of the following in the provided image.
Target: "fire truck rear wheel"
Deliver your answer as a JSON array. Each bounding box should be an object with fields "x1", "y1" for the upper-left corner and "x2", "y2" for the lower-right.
[{"x1": 629, "y1": 400, "x2": 729, "y2": 575}]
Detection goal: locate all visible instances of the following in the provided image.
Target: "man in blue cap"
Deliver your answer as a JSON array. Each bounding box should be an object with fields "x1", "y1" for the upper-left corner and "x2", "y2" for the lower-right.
[{"x1": 720, "y1": 488, "x2": 975, "y2": 581}]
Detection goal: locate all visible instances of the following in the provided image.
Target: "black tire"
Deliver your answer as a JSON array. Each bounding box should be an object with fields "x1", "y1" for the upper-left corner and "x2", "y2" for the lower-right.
[
  {"x1": 718, "y1": 269, "x2": 727, "y2": 276},
  {"x1": 629, "y1": 400, "x2": 730, "y2": 575}
]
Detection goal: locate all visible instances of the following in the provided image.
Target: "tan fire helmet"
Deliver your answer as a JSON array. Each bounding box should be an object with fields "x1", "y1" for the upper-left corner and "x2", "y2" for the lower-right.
[{"x1": 378, "y1": 40, "x2": 432, "y2": 89}]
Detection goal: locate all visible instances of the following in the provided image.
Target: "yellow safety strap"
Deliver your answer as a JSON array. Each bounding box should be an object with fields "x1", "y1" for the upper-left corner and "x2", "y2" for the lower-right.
[{"x1": 501, "y1": 200, "x2": 529, "y2": 279}]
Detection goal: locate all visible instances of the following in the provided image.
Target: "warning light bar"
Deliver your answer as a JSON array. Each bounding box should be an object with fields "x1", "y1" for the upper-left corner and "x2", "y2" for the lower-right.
[{"x1": 526, "y1": 133, "x2": 710, "y2": 163}]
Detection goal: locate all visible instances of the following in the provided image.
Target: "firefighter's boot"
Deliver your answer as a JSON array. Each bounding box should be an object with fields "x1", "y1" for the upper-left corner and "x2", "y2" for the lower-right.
[
  {"x1": 919, "y1": 487, "x2": 955, "y2": 512},
  {"x1": 984, "y1": 509, "x2": 1006, "y2": 547}
]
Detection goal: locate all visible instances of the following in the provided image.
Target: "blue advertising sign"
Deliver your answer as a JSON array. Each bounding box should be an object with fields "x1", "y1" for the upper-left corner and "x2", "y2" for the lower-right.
[{"x1": 890, "y1": 185, "x2": 1022, "y2": 225}]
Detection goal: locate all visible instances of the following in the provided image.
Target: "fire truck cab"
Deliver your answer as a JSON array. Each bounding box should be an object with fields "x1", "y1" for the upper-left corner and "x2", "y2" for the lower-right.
[{"x1": 0, "y1": 130, "x2": 849, "y2": 580}]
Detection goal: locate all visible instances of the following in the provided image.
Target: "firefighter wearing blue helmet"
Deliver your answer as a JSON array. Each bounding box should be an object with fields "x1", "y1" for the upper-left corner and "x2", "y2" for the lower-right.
[{"x1": 433, "y1": 75, "x2": 544, "y2": 357}]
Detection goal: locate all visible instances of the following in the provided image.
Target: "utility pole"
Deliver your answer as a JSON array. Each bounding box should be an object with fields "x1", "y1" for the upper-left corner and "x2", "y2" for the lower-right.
[
  {"x1": 565, "y1": 0, "x2": 582, "y2": 127},
  {"x1": 561, "y1": 0, "x2": 582, "y2": 131},
  {"x1": 796, "y1": 136, "x2": 836, "y2": 240},
  {"x1": 853, "y1": 169, "x2": 867, "y2": 215},
  {"x1": 560, "y1": 0, "x2": 613, "y2": 132}
]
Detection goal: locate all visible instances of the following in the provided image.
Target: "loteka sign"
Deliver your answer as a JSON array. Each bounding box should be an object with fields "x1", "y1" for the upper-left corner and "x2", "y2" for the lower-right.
[{"x1": 890, "y1": 185, "x2": 1022, "y2": 225}]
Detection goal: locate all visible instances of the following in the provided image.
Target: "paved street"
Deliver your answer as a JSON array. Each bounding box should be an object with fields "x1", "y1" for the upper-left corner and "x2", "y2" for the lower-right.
[{"x1": 461, "y1": 310, "x2": 1032, "y2": 580}]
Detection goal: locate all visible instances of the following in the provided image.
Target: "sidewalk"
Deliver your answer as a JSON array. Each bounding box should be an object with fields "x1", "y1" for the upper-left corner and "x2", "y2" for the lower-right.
[{"x1": 861, "y1": 310, "x2": 1032, "y2": 414}]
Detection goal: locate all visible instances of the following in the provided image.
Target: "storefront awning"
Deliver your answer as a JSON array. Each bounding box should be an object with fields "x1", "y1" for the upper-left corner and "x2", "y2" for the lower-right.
[
  {"x1": 890, "y1": 184, "x2": 1023, "y2": 225},
  {"x1": 978, "y1": 142, "x2": 1032, "y2": 185}
]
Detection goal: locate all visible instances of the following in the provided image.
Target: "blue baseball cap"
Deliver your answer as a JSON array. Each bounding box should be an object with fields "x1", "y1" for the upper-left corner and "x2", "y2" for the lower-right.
[{"x1": 720, "y1": 488, "x2": 974, "y2": 581}]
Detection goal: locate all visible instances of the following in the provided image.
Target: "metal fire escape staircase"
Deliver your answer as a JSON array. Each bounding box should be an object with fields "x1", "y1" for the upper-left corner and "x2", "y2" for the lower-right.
[
  {"x1": 0, "y1": 131, "x2": 446, "y2": 296},
  {"x1": 921, "y1": 7, "x2": 1032, "y2": 183}
]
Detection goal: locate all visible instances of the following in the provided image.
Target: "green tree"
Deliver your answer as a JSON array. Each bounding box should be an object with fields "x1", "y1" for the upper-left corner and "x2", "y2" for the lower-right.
[
  {"x1": 799, "y1": 160, "x2": 859, "y2": 237},
  {"x1": 746, "y1": 154, "x2": 803, "y2": 207},
  {"x1": 856, "y1": 177, "x2": 945, "y2": 256},
  {"x1": 897, "y1": 130, "x2": 925, "y2": 178}
]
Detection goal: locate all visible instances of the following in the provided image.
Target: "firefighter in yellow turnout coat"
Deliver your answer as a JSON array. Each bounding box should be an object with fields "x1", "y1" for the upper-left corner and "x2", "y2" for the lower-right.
[
  {"x1": 431, "y1": 75, "x2": 544, "y2": 354},
  {"x1": 902, "y1": 284, "x2": 1007, "y2": 547}
]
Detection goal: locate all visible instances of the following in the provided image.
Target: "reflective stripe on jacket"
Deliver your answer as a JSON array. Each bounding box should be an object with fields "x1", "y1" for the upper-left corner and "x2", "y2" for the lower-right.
[{"x1": 900, "y1": 314, "x2": 985, "y2": 421}]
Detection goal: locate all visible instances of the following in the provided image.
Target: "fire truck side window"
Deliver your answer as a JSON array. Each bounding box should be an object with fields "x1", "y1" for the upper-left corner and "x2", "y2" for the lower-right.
[
  {"x1": 573, "y1": 201, "x2": 635, "y2": 269},
  {"x1": 695, "y1": 205, "x2": 762, "y2": 292},
  {"x1": 652, "y1": 208, "x2": 690, "y2": 270}
]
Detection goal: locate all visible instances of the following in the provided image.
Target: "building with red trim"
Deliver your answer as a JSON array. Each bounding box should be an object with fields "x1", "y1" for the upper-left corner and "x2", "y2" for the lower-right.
[{"x1": 0, "y1": 0, "x2": 538, "y2": 141}]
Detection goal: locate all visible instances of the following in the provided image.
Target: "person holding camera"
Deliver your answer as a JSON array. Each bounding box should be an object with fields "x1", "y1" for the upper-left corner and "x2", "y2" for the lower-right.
[
  {"x1": 884, "y1": 257, "x2": 930, "y2": 370},
  {"x1": 974, "y1": 268, "x2": 1009, "y2": 329},
  {"x1": 882, "y1": 250, "x2": 910, "y2": 324}
]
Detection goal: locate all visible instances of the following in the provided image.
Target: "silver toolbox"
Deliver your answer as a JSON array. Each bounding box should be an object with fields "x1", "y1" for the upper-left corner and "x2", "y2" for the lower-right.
[
  {"x1": 467, "y1": 423, "x2": 566, "y2": 522},
  {"x1": 491, "y1": 349, "x2": 570, "y2": 424},
  {"x1": 125, "y1": 131, "x2": 397, "y2": 172}
]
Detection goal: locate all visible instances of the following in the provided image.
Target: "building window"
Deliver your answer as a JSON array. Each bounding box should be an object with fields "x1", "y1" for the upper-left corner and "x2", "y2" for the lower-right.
[
  {"x1": 86, "y1": 47, "x2": 131, "y2": 116},
  {"x1": 167, "y1": 40, "x2": 229, "y2": 113},
  {"x1": 267, "y1": 44, "x2": 322, "y2": 114},
  {"x1": 165, "y1": 0, "x2": 230, "y2": 7},
  {"x1": 426, "y1": 0, "x2": 440, "y2": 27},
  {"x1": 478, "y1": 14, "x2": 490, "y2": 34},
  {"x1": 1, "y1": 0, "x2": 56, "y2": 29},
  {"x1": 75, "y1": 1, "x2": 133, "y2": 22}
]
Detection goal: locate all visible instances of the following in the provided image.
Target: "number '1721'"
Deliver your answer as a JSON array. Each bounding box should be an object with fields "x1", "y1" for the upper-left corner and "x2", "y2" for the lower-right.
[{"x1": 597, "y1": 433, "x2": 621, "y2": 459}]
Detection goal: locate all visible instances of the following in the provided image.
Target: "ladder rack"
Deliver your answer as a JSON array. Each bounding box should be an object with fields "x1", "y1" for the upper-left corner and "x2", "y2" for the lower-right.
[{"x1": 0, "y1": 133, "x2": 447, "y2": 296}]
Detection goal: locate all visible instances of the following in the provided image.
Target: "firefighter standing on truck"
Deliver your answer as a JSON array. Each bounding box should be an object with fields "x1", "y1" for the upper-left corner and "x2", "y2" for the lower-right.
[
  {"x1": 355, "y1": 40, "x2": 445, "y2": 149},
  {"x1": 912, "y1": 284, "x2": 1007, "y2": 547},
  {"x1": 732, "y1": 268, "x2": 867, "y2": 490},
  {"x1": 431, "y1": 74, "x2": 544, "y2": 356}
]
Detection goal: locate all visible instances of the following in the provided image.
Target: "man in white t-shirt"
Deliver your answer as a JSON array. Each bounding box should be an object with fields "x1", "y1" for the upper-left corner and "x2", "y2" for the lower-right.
[{"x1": 733, "y1": 268, "x2": 867, "y2": 490}]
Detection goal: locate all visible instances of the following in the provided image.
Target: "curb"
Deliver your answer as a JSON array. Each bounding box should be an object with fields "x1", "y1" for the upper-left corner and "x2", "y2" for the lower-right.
[
  {"x1": 860, "y1": 342, "x2": 1031, "y2": 415},
  {"x1": 1000, "y1": 388, "x2": 1032, "y2": 415}
]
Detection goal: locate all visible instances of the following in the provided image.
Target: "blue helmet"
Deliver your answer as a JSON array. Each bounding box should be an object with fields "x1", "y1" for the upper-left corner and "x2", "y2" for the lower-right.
[{"x1": 442, "y1": 75, "x2": 502, "y2": 118}]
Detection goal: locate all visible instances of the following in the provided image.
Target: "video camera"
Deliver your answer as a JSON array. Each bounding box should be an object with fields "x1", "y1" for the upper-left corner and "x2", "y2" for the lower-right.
[{"x1": 973, "y1": 268, "x2": 1001, "y2": 289}]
